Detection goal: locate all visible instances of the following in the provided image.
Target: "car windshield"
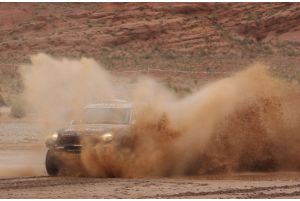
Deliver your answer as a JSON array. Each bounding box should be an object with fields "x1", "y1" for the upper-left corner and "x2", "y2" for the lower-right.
[{"x1": 82, "y1": 107, "x2": 131, "y2": 124}]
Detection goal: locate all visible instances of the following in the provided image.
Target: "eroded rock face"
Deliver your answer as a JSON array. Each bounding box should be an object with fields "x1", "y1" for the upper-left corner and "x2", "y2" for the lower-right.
[
  {"x1": 234, "y1": 6, "x2": 300, "y2": 42},
  {"x1": 0, "y1": 2, "x2": 300, "y2": 98},
  {"x1": 0, "y1": 3, "x2": 299, "y2": 57}
]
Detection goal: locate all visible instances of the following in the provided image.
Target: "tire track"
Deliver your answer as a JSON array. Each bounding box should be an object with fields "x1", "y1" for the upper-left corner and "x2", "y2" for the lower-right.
[
  {"x1": 147, "y1": 184, "x2": 300, "y2": 198},
  {"x1": 0, "y1": 176, "x2": 103, "y2": 190},
  {"x1": 248, "y1": 191, "x2": 300, "y2": 198},
  {"x1": 1, "y1": 176, "x2": 300, "y2": 198}
]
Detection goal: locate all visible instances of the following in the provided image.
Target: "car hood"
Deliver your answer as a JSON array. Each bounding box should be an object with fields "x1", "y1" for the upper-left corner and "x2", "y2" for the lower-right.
[{"x1": 59, "y1": 124, "x2": 129, "y2": 134}]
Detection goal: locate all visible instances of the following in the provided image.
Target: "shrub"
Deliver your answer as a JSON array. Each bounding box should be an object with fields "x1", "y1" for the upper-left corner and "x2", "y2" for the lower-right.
[
  {"x1": 0, "y1": 94, "x2": 6, "y2": 107},
  {"x1": 10, "y1": 98, "x2": 26, "y2": 118}
]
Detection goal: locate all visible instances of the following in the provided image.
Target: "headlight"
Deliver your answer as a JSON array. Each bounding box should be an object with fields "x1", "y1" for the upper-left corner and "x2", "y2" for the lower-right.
[
  {"x1": 51, "y1": 132, "x2": 58, "y2": 140},
  {"x1": 46, "y1": 132, "x2": 58, "y2": 147},
  {"x1": 101, "y1": 133, "x2": 113, "y2": 143}
]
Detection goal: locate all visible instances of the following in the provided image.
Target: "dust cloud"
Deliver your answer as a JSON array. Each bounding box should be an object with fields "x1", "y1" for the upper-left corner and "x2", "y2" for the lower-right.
[
  {"x1": 20, "y1": 54, "x2": 300, "y2": 177},
  {"x1": 20, "y1": 53, "x2": 115, "y2": 133}
]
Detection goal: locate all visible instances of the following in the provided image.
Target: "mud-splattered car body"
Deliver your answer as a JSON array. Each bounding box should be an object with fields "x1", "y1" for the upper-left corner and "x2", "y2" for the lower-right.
[{"x1": 45, "y1": 100, "x2": 134, "y2": 176}]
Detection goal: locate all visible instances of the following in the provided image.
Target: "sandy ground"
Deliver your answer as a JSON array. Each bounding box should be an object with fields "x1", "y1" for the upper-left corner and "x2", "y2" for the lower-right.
[
  {"x1": 1, "y1": 173, "x2": 300, "y2": 198},
  {"x1": 0, "y1": 120, "x2": 300, "y2": 198}
]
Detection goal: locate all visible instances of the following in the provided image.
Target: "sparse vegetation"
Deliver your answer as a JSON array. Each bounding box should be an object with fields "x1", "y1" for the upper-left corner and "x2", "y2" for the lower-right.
[
  {"x1": 160, "y1": 51, "x2": 176, "y2": 60},
  {"x1": 10, "y1": 98, "x2": 26, "y2": 118},
  {"x1": 0, "y1": 94, "x2": 6, "y2": 107}
]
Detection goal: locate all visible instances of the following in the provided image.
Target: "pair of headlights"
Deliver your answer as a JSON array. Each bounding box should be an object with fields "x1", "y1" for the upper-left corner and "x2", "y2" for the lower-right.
[{"x1": 50, "y1": 132, "x2": 114, "y2": 143}]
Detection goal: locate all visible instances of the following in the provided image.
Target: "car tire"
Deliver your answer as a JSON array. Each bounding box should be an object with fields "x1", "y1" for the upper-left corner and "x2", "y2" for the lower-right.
[{"x1": 45, "y1": 149, "x2": 60, "y2": 176}]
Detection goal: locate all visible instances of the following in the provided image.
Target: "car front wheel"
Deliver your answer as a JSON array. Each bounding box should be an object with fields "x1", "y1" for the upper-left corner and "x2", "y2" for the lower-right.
[{"x1": 45, "y1": 149, "x2": 60, "y2": 176}]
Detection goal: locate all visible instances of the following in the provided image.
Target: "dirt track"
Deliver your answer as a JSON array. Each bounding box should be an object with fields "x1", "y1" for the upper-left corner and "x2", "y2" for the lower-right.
[
  {"x1": 1, "y1": 120, "x2": 300, "y2": 198},
  {"x1": 0, "y1": 173, "x2": 300, "y2": 198}
]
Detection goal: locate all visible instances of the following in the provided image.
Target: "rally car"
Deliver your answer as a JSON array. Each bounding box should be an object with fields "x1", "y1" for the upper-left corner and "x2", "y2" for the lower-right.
[{"x1": 45, "y1": 100, "x2": 134, "y2": 176}]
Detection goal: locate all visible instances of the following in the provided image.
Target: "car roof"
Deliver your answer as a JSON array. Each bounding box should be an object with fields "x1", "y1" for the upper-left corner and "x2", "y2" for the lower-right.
[{"x1": 84, "y1": 99, "x2": 132, "y2": 109}]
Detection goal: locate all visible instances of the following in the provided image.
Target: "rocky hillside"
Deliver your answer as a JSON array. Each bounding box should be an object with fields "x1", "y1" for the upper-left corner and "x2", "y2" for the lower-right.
[{"x1": 0, "y1": 3, "x2": 300, "y2": 101}]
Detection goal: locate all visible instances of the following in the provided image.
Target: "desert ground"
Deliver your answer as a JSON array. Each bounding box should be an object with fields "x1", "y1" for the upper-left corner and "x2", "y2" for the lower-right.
[
  {"x1": 0, "y1": 2, "x2": 300, "y2": 199},
  {"x1": 1, "y1": 173, "x2": 300, "y2": 198},
  {"x1": 0, "y1": 110, "x2": 300, "y2": 198}
]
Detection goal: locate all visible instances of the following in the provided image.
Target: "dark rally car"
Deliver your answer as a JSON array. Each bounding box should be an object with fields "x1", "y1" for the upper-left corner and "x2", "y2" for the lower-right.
[{"x1": 45, "y1": 100, "x2": 134, "y2": 176}]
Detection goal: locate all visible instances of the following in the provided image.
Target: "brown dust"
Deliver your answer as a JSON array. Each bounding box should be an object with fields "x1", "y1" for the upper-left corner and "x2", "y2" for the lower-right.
[{"x1": 21, "y1": 54, "x2": 300, "y2": 177}]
